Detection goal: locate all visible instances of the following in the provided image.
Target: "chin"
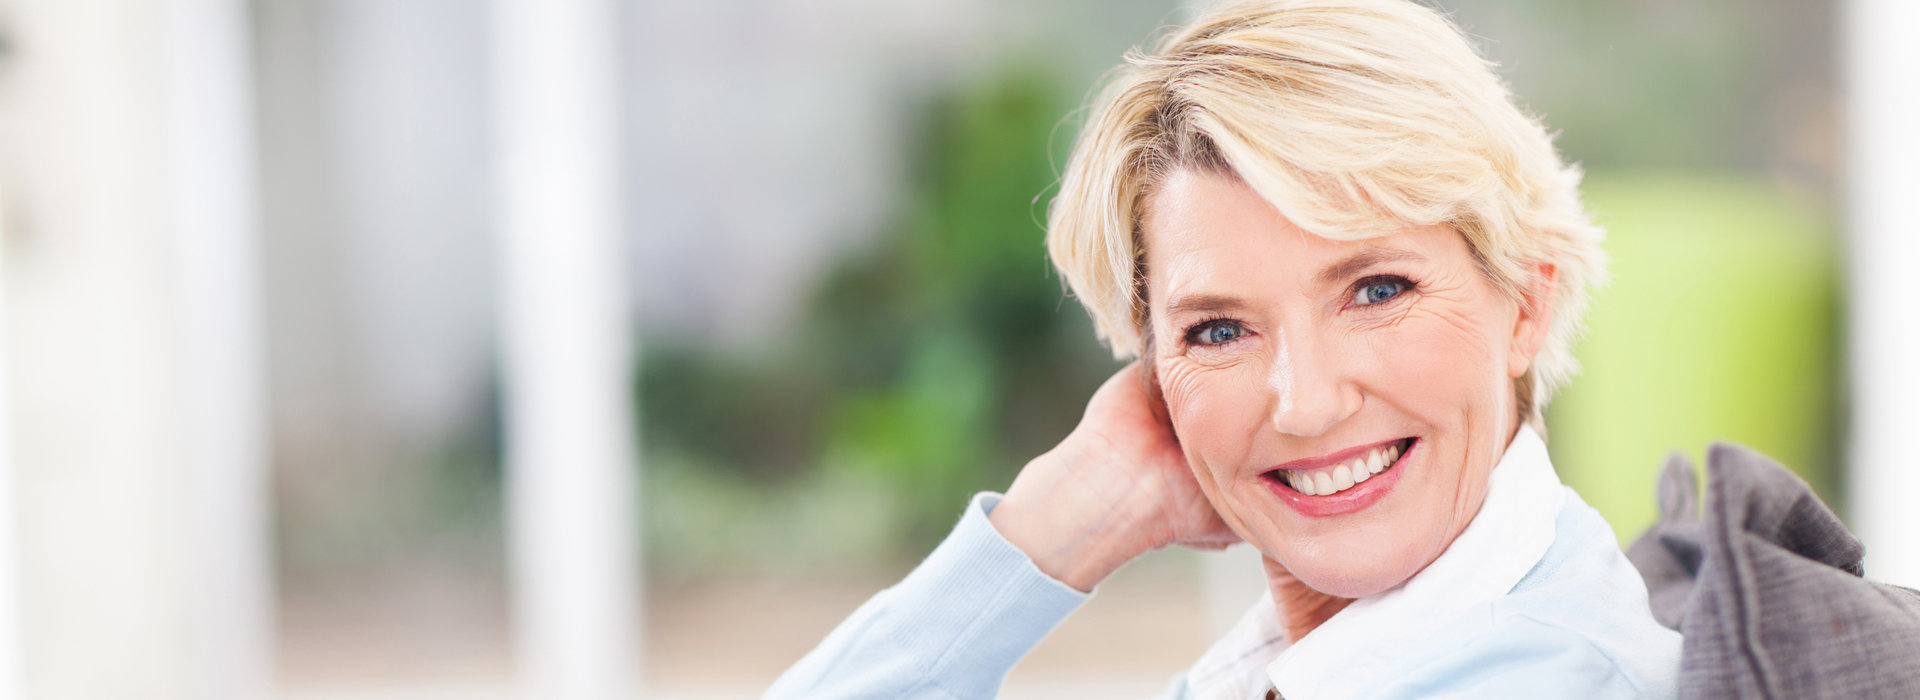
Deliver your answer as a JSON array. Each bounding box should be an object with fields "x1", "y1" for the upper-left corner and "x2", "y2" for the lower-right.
[
  {"x1": 1258, "y1": 534, "x2": 1430, "y2": 599},
  {"x1": 1289, "y1": 559, "x2": 1418, "y2": 599}
]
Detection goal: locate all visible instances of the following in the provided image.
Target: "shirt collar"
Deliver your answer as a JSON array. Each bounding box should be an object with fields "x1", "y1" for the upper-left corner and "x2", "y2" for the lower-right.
[
  {"x1": 1186, "y1": 590, "x2": 1288, "y2": 700},
  {"x1": 1185, "y1": 424, "x2": 1565, "y2": 699}
]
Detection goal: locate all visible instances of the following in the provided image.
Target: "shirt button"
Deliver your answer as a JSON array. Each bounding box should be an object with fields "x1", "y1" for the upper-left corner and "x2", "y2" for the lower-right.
[{"x1": 1265, "y1": 688, "x2": 1281, "y2": 700}]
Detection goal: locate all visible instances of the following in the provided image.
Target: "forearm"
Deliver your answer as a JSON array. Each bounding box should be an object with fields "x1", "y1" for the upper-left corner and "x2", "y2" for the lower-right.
[
  {"x1": 988, "y1": 450, "x2": 1161, "y2": 591},
  {"x1": 764, "y1": 493, "x2": 1088, "y2": 700}
]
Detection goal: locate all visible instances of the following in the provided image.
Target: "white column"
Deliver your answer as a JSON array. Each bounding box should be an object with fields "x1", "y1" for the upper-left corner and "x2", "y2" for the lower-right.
[
  {"x1": 0, "y1": 182, "x2": 22, "y2": 700},
  {"x1": 166, "y1": 1, "x2": 273, "y2": 698},
  {"x1": 490, "y1": 0, "x2": 640, "y2": 698},
  {"x1": 5, "y1": 5, "x2": 190, "y2": 695},
  {"x1": 1844, "y1": 0, "x2": 1920, "y2": 587},
  {"x1": 0, "y1": 0, "x2": 268, "y2": 697}
]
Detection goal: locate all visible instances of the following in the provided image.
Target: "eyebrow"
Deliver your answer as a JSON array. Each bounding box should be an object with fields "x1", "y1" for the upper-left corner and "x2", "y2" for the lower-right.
[
  {"x1": 1315, "y1": 248, "x2": 1427, "y2": 286},
  {"x1": 1163, "y1": 293, "x2": 1247, "y2": 318}
]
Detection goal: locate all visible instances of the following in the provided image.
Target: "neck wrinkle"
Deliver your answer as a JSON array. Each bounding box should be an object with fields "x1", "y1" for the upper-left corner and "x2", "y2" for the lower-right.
[{"x1": 1261, "y1": 555, "x2": 1354, "y2": 643}]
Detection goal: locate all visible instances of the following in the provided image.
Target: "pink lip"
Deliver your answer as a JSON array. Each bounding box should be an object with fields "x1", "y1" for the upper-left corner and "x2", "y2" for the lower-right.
[{"x1": 1261, "y1": 438, "x2": 1417, "y2": 518}]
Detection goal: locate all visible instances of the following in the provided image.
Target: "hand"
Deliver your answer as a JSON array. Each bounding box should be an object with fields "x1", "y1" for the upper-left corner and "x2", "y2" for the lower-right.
[{"x1": 989, "y1": 362, "x2": 1240, "y2": 591}]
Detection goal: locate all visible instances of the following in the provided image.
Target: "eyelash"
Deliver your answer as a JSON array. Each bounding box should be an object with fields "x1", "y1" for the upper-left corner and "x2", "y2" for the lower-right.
[
  {"x1": 1183, "y1": 315, "x2": 1242, "y2": 347},
  {"x1": 1177, "y1": 274, "x2": 1420, "y2": 348},
  {"x1": 1349, "y1": 274, "x2": 1417, "y2": 308}
]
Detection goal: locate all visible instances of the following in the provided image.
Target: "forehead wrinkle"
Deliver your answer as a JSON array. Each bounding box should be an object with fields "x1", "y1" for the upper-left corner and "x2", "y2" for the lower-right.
[{"x1": 1152, "y1": 237, "x2": 1241, "y2": 302}]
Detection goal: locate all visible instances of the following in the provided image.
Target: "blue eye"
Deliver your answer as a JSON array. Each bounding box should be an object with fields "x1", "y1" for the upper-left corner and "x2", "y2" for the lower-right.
[
  {"x1": 1353, "y1": 277, "x2": 1408, "y2": 306},
  {"x1": 1188, "y1": 320, "x2": 1247, "y2": 346}
]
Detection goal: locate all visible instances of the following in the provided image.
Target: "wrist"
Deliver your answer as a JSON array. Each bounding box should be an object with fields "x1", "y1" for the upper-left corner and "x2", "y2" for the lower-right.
[{"x1": 989, "y1": 451, "x2": 1157, "y2": 592}]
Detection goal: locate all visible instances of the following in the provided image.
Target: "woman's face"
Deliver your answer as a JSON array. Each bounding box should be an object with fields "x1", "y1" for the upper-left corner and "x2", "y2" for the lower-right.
[{"x1": 1144, "y1": 170, "x2": 1549, "y2": 598}]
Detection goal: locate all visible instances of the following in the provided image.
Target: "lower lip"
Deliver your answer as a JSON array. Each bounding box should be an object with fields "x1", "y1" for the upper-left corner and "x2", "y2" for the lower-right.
[{"x1": 1262, "y1": 441, "x2": 1415, "y2": 517}]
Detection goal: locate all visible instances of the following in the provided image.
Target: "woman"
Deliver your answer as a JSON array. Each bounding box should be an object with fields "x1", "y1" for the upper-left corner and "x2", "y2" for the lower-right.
[{"x1": 768, "y1": 0, "x2": 1680, "y2": 697}]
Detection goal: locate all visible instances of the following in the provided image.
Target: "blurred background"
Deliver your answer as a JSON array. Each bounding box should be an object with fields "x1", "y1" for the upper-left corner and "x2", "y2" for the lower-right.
[{"x1": 0, "y1": 0, "x2": 1914, "y2": 698}]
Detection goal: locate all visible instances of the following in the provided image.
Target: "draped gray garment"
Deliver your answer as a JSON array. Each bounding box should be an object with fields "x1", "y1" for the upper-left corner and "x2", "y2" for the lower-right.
[{"x1": 1627, "y1": 442, "x2": 1920, "y2": 699}]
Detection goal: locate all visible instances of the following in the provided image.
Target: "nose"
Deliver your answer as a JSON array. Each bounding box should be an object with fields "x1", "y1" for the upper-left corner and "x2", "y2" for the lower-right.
[{"x1": 1265, "y1": 329, "x2": 1362, "y2": 437}]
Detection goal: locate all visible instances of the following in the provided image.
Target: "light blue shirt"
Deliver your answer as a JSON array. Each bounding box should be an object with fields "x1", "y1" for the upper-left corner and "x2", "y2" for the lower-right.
[
  {"x1": 763, "y1": 491, "x2": 1084, "y2": 699},
  {"x1": 766, "y1": 427, "x2": 1680, "y2": 699}
]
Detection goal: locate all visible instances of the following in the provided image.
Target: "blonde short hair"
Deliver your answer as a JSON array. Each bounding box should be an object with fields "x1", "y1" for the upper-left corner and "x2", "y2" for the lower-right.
[{"x1": 1045, "y1": 0, "x2": 1606, "y2": 419}]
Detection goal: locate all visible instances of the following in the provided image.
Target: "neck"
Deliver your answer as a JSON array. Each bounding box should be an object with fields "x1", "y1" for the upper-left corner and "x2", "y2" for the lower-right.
[{"x1": 1262, "y1": 556, "x2": 1355, "y2": 642}]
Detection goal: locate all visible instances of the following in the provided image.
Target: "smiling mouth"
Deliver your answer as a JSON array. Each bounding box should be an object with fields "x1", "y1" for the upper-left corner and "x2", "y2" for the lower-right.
[{"x1": 1267, "y1": 438, "x2": 1417, "y2": 497}]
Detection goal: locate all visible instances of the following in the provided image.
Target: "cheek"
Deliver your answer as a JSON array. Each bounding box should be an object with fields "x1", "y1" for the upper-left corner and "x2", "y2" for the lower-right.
[
  {"x1": 1154, "y1": 357, "x2": 1210, "y2": 419},
  {"x1": 1155, "y1": 357, "x2": 1266, "y2": 480},
  {"x1": 1375, "y1": 303, "x2": 1510, "y2": 402}
]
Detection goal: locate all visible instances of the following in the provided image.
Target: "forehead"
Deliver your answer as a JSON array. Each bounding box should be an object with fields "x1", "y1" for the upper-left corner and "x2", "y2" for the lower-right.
[
  {"x1": 1143, "y1": 171, "x2": 1358, "y2": 286},
  {"x1": 1140, "y1": 170, "x2": 1460, "y2": 301}
]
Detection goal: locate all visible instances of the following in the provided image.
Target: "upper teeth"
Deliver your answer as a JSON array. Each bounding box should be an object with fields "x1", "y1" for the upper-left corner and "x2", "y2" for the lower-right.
[{"x1": 1287, "y1": 442, "x2": 1401, "y2": 496}]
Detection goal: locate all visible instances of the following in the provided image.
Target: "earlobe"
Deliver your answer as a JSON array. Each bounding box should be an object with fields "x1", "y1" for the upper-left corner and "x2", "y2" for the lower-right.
[{"x1": 1507, "y1": 263, "x2": 1558, "y2": 378}]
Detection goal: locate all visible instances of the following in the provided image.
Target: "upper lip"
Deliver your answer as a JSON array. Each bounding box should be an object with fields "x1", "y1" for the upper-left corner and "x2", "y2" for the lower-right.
[{"x1": 1265, "y1": 437, "x2": 1411, "y2": 473}]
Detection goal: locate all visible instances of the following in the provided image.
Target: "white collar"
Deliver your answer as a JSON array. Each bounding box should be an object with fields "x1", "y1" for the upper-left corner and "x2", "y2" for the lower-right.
[{"x1": 1185, "y1": 424, "x2": 1565, "y2": 700}]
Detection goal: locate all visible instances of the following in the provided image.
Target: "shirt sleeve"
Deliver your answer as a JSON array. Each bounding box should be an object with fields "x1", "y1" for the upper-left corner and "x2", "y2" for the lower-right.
[{"x1": 762, "y1": 492, "x2": 1090, "y2": 700}]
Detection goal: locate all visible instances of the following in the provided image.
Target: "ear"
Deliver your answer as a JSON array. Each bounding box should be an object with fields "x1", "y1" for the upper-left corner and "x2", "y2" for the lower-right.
[{"x1": 1507, "y1": 263, "x2": 1558, "y2": 379}]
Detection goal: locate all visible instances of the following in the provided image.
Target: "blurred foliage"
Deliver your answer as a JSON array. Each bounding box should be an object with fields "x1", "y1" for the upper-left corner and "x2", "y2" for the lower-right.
[
  {"x1": 1549, "y1": 173, "x2": 1839, "y2": 542},
  {"x1": 640, "y1": 62, "x2": 1116, "y2": 575},
  {"x1": 276, "y1": 418, "x2": 506, "y2": 581},
  {"x1": 1446, "y1": 0, "x2": 1831, "y2": 177}
]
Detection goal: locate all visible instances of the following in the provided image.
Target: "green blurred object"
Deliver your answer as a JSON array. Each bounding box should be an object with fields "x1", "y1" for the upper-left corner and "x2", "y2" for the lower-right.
[
  {"x1": 639, "y1": 61, "x2": 1117, "y2": 571},
  {"x1": 1548, "y1": 173, "x2": 1839, "y2": 543}
]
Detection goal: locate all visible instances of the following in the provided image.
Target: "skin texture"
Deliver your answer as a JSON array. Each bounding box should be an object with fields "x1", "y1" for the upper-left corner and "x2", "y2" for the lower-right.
[{"x1": 992, "y1": 169, "x2": 1555, "y2": 643}]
